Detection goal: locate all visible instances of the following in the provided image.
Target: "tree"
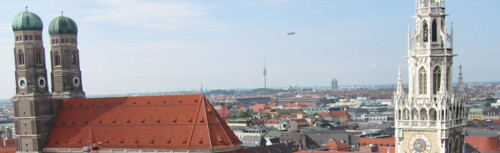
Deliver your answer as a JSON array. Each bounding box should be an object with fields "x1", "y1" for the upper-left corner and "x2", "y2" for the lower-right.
[
  {"x1": 486, "y1": 97, "x2": 495, "y2": 103},
  {"x1": 226, "y1": 105, "x2": 233, "y2": 110},
  {"x1": 239, "y1": 112, "x2": 251, "y2": 118},
  {"x1": 279, "y1": 112, "x2": 291, "y2": 115}
]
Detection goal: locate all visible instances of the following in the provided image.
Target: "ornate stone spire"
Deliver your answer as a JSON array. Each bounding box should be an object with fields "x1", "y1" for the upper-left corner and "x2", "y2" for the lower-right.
[
  {"x1": 396, "y1": 66, "x2": 405, "y2": 95},
  {"x1": 457, "y1": 64, "x2": 465, "y2": 94}
]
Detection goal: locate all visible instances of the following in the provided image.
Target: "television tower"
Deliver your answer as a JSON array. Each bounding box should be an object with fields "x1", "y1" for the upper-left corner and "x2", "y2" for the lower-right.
[{"x1": 263, "y1": 60, "x2": 267, "y2": 89}]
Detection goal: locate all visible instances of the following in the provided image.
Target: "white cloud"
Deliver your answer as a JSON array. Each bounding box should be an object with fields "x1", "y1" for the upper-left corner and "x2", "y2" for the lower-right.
[{"x1": 82, "y1": 0, "x2": 221, "y2": 31}]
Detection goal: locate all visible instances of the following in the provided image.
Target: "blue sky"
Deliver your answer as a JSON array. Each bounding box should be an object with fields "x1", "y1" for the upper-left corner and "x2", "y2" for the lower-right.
[{"x1": 0, "y1": 0, "x2": 498, "y2": 98}]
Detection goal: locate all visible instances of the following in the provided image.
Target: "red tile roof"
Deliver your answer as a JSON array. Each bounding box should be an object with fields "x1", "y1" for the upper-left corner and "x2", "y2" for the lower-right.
[
  {"x1": 465, "y1": 136, "x2": 500, "y2": 152},
  {"x1": 45, "y1": 94, "x2": 241, "y2": 151},
  {"x1": 322, "y1": 140, "x2": 350, "y2": 151},
  {"x1": 262, "y1": 109, "x2": 272, "y2": 114},
  {"x1": 377, "y1": 146, "x2": 395, "y2": 153},
  {"x1": 250, "y1": 104, "x2": 266, "y2": 112},
  {"x1": 268, "y1": 102, "x2": 278, "y2": 107},
  {"x1": 0, "y1": 139, "x2": 16, "y2": 153},
  {"x1": 358, "y1": 136, "x2": 395, "y2": 146},
  {"x1": 217, "y1": 108, "x2": 230, "y2": 116},
  {"x1": 318, "y1": 111, "x2": 348, "y2": 118},
  {"x1": 298, "y1": 102, "x2": 314, "y2": 107},
  {"x1": 265, "y1": 119, "x2": 280, "y2": 123},
  {"x1": 294, "y1": 119, "x2": 310, "y2": 128}
]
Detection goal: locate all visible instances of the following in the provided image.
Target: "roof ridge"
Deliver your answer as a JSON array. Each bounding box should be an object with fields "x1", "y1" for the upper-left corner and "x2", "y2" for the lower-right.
[
  {"x1": 201, "y1": 96, "x2": 213, "y2": 148},
  {"x1": 209, "y1": 96, "x2": 234, "y2": 145},
  {"x1": 186, "y1": 94, "x2": 204, "y2": 148}
]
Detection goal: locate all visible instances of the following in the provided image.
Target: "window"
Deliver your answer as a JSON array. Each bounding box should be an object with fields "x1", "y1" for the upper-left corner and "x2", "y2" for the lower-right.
[
  {"x1": 55, "y1": 39, "x2": 58, "y2": 44},
  {"x1": 423, "y1": 21, "x2": 428, "y2": 42},
  {"x1": 61, "y1": 39, "x2": 65, "y2": 43},
  {"x1": 36, "y1": 52, "x2": 42, "y2": 64},
  {"x1": 18, "y1": 50, "x2": 24, "y2": 65},
  {"x1": 419, "y1": 67, "x2": 427, "y2": 94},
  {"x1": 432, "y1": 20, "x2": 437, "y2": 42},
  {"x1": 29, "y1": 35, "x2": 32, "y2": 40},
  {"x1": 71, "y1": 53, "x2": 76, "y2": 65},
  {"x1": 433, "y1": 66, "x2": 441, "y2": 94},
  {"x1": 24, "y1": 35, "x2": 27, "y2": 40},
  {"x1": 15, "y1": 36, "x2": 18, "y2": 41},
  {"x1": 55, "y1": 52, "x2": 61, "y2": 66}
]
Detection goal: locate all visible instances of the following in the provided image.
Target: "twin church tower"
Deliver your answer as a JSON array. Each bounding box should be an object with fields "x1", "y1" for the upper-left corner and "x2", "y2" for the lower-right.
[{"x1": 12, "y1": 7, "x2": 85, "y2": 152}]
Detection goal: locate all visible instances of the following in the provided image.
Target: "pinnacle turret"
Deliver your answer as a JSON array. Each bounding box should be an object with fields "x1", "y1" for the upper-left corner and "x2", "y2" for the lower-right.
[
  {"x1": 457, "y1": 64, "x2": 465, "y2": 94},
  {"x1": 396, "y1": 66, "x2": 405, "y2": 95}
]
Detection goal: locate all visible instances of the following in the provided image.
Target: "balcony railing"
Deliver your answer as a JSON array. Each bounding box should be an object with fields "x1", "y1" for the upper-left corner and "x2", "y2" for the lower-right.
[{"x1": 399, "y1": 119, "x2": 466, "y2": 128}]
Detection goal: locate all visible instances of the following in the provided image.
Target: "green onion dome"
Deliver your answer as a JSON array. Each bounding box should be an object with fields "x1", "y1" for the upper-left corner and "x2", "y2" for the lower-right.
[
  {"x1": 12, "y1": 11, "x2": 43, "y2": 31},
  {"x1": 49, "y1": 15, "x2": 78, "y2": 35}
]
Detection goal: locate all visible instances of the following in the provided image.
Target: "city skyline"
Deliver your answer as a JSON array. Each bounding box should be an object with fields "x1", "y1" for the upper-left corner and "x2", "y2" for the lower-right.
[{"x1": 0, "y1": 0, "x2": 498, "y2": 98}]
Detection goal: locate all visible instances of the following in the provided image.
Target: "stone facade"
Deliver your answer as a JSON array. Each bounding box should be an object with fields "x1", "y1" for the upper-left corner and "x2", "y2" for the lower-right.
[
  {"x1": 11, "y1": 11, "x2": 85, "y2": 153},
  {"x1": 13, "y1": 27, "x2": 56, "y2": 153},
  {"x1": 394, "y1": 0, "x2": 467, "y2": 153}
]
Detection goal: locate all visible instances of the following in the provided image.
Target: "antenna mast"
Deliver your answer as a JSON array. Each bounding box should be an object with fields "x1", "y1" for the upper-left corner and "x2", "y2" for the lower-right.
[{"x1": 263, "y1": 60, "x2": 267, "y2": 89}]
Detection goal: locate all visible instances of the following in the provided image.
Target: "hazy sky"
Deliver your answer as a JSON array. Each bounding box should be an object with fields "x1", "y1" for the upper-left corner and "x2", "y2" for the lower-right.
[{"x1": 0, "y1": 0, "x2": 498, "y2": 98}]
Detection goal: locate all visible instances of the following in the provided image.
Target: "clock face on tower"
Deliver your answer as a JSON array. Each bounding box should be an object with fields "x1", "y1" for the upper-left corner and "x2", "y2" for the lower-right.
[
  {"x1": 38, "y1": 77, "x2": 46, "y2": 88},
  {"x1": 73, "y1": 76, "x2": 80, "y2": 87},
  {"x1": 18, "y1": 77, "x2": 27, "y2": 89},
  {"x1": 410, "y1": 134, "x2": 431, "y2": 153}
]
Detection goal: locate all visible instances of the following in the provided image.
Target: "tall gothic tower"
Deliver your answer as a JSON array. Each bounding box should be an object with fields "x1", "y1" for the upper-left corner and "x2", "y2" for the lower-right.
[
  {"x1": 394, "y1": 0, "x2": 467, "y2": 153},
  {"x1": 11, "y1": 8, "x2": 56, "y2": 152},
  {"x1": 48, "y1": 12, "x2": 85, "y2": 99}
]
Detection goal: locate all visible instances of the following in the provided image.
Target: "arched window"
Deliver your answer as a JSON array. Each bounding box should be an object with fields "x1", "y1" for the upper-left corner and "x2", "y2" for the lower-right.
[
  {"x1": 18, "y1": 50, "x2": 24, "y2": 65},
  {"x1": 433, "y1": 66, "x2": 441, "y2": 94},
  {"x1": 430, "y1": 108, "x2": 437, "y2": 121},
  {"x1": 423, "y1": 21, "x2": 429, "y2": 42},
  {"x1": 419, "y1": 67, "x2": 427, "y2": 94},
  {"x1": 55, "y1": 52, "x2": 61, "y2": 66},
  {"x1": 412, "y1": 108, "x2": 419, "y2": 120},
  {"x1": 432, "y1": 20, "x2": 437, "y2": 42},
  {"x1": 36, "y1": 52, "x2": 42, "y2": 64},
  {"x1": 404, "y1": 108, "x2": 410, "y2": 120},
  {"x1": 420, "y1": 109, "x2": 427, "y2": 120},
  {"x1": 71, "y1": 53, "x2": 76, "y2": 65}
]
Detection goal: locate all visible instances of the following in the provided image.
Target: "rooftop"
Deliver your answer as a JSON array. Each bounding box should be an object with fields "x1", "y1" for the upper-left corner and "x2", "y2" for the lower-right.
[{"x1": 45, "y1": 94, "x2": 242, "y2": 151}]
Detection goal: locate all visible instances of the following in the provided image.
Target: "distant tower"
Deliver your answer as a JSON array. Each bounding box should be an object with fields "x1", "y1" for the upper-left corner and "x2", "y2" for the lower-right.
[
  {"x1": 394, "y1": 0, "x2": 466, "y2": 153},
  {"x1": 263, "y1": 60, "x2": 267, "y2": 89},
  {"x1": 49, "y1": 11, "x2": 85, "y2": 99},
  {"x1": 11, "y1": 7, "x2": 55, "y2": 152},
  {"x1": 331, "y1": 78, "x2": 338, "y2": 90}
]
